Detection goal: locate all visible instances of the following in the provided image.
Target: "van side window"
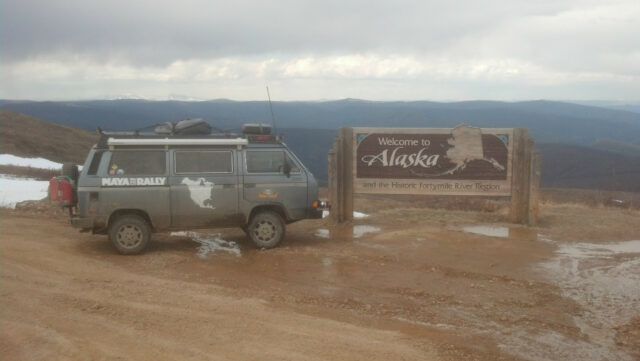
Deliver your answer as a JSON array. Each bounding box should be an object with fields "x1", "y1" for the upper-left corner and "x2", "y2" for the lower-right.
[
  {"x1": 108, "y1": 151, "x2": 166, "y2": 175},
  {"x1": 87, "y1": 151, "x2": 103, "y2": 176},
  {"x1": 246, "y1": 151, "x2": 300, "y2": 174},
  {"x1": 175, "y1": 151, "x2": 233, "y2": 174}
]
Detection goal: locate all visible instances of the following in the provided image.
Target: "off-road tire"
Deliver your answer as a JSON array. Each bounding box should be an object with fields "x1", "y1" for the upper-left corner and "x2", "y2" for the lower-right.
[
  {"x1": 62, "y1": 163, "x2": 79, "y2": 184},
  {"x1": 108, "y1": 215, "x2": 151, "y2": 255},
  {"x1": 247, "y1": 211, "x2": 285, "y2": 249}
]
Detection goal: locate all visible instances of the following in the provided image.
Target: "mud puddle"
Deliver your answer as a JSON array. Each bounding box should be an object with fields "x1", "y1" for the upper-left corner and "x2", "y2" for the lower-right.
[
  {"x1": 313, "y1": 225, "x2": 382, "y2": 240},
  {"x1": 455, "y1": 224, "x2": 538, "y2": 240},
  {"x1": 170, "y1": 231, "x2": 241, "y2": 258},
  {"x1": 461, "y1": 225, "x2": 509, "y2": 238},
  {"x1": 538, "y1": 239, "x2": 640, "y2": 361}
]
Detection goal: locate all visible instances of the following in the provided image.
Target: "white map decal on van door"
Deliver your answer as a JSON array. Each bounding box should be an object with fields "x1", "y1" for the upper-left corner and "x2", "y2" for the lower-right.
[{"x1": 181, "y1": 178, "x2": 215, "y2": 209}]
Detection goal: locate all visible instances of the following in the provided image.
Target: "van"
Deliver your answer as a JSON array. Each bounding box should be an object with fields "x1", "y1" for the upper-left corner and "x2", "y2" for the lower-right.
[{"x1": 58, "y1": 121, "x2": 325, "y2": 254}]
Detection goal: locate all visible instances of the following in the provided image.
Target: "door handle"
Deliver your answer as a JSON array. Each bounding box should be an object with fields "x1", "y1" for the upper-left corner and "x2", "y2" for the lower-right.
[{"x1": 244, "y1": 183, "x2": 256, "y2": 188}]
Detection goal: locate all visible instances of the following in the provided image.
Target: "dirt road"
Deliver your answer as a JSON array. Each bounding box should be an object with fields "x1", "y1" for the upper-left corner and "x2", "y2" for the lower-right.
[{"x1": 1, "y1": 201, "x2": 639, "y2": 360}]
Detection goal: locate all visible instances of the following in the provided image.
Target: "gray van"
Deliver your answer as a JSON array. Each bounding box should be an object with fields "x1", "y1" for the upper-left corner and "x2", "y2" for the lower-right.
[{"x1": 64, "y1": 123, "x2": 324, "y2": 254}]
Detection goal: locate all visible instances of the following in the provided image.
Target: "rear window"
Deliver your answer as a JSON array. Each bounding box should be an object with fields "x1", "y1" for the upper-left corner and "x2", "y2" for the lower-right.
[
  {"x1": 246, "y1": 150, "x2": 300, "y2": 174},
  {"x1": 108, "y1": 151, "x2": 166, "y2": 176},
  {"x1": 175, "y1": 151, "x2": 233, "y2": 174}
]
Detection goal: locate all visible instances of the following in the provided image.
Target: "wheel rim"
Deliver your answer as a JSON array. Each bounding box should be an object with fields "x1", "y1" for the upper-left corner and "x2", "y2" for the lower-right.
[
  {"x1": 116, "y1": 224, "x2": 144, "y2": 249},
  {"x1": 253, "y1": 219, "x2": 277, "y2": 243}
]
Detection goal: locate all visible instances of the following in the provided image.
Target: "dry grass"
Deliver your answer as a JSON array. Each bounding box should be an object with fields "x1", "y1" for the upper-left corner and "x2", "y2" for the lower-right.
[
  {"x1": 0, "y1": 110, "x2": 98, "y2": 164},
  {"x1": 537, "y1": 202, "x2": 640, "y2": 241},
  {"x1": 541, "y1": 188, "x2": 640, "y2": 209}
]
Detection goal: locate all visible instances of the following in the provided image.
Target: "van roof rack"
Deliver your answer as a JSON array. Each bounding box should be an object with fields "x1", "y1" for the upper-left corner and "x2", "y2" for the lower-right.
[{"x1": 96, "y1": 128, "x2": 283, "y2": 149}]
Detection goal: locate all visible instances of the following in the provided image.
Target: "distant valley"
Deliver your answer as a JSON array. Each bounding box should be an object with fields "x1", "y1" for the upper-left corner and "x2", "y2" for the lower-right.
[{"x1": 2, "y1": 99, "x2": 640, "y2": 191}]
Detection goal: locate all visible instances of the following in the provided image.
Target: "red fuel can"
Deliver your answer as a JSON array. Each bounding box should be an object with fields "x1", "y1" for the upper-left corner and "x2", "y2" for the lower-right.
[{"x1": 49, "y1": 176, "x2": 75, "y2": 207}]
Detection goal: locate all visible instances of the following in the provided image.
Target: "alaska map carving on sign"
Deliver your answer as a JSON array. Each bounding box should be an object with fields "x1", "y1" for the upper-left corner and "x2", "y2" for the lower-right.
[
  {"x1": 426, "y1": 125, "x2": 506, "y2": 177},
  {"x1": 354, "y1": 125, "x2": 513, "y2": 196}
]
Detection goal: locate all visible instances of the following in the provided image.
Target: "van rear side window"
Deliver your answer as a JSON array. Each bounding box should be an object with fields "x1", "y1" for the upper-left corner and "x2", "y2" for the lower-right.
[
  {"x1": 109, "y1": 151, "x2": 166, "y2": 176},
  {"x1": 175, "y1": 151, "x2": 232, "y2": 174},
  {"x1": 87, "y1": 151, "x2": 103, "y2": 176}
]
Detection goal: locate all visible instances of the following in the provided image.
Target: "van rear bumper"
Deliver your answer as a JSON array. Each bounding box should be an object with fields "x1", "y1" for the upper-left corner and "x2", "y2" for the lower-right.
[{"x1": 70, "y1": 216, "x2": 94, "y2": 229}]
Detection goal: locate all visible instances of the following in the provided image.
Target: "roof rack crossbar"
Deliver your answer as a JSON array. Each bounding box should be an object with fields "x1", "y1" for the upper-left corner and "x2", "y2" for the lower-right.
[{"x1": 107, "y1": 138, "x2": 248, "y2": 146}]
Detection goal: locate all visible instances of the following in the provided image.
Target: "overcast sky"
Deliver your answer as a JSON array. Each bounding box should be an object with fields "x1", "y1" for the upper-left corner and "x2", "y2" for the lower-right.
[{"x1": 1, "y1": 0, "x2": 638, "y2": 101}]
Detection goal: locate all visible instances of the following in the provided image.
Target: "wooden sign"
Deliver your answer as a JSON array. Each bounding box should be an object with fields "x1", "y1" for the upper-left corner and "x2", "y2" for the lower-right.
[{"x1": 352, "y1": 126, "x2": 513, "y2": 196}]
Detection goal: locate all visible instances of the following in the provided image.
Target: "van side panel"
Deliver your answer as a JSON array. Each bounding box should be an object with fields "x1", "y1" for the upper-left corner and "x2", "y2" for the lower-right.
[
  {"x1": 98, "y1": 151, "x2": 172, "y2": 230},
  {"x1": 169, "y1": 149, "x2": 241, "y2": 228},
  {"x1": 100, "y1": 187, "x2": 171, "y2": 229}
]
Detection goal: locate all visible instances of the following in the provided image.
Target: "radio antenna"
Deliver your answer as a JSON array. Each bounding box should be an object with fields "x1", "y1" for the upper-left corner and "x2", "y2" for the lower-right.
[{"x1": 266, "y1": 86, "x2": 278, "y2": 133}]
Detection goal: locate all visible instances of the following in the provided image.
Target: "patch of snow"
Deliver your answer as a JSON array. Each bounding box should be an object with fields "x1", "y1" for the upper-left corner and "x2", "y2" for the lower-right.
[
  {"x1": 537, "y1": 233, "x2": 555, "y2": 243},
  {"x1": 353, "y1": 211, "x2": 369, "y2": 219},
  {"x1": 461, "y1": 225, "x2": 509, "y2": 238},
  {"x1": 0, "y1": 174, "x2": 49, "y2": 208},
  {"x1": 353, "y1": 225, "x2": 381, "y2": 238},
  {"x1": 314, "y1": 228, "x2": 330, "y2": 239},
  {"x1": 0, "y1": 154, "x2": 62, "y2": 169},
  {"x1": 170, "y1": 231, "x2": 241, "y2": 258},
  {"x1": 322, "y1": 210, "x2": 369, "y2": 219}
]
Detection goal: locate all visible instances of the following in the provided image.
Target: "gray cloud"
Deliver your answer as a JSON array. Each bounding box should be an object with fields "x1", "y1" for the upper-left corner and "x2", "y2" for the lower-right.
[
  {"x1": 1, "y1": 0, "x2": 602, "y2": 64},
  {"x1": 1, "y1": 0, "x2": 638, "y2": 100}
]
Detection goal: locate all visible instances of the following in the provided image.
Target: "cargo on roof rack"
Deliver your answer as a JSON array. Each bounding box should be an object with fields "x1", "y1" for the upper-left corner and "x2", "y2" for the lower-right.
[{"x1": 155, "y1": 118, "x2": 212, "y2": 135}]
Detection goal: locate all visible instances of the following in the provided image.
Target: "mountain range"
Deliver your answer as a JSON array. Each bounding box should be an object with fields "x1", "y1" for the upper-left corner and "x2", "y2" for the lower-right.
[{"x1": 2, "y1": 99, "x2": 640, "y2": 191}]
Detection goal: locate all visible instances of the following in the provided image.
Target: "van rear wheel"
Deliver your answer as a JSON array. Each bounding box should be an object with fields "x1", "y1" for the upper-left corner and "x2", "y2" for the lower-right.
[
  {"x1": 108, "y1": 215, "x2": 151, "y2": 255},
  {"x1": 247, "y1": 211, "x2": 285, "y2": 249}
]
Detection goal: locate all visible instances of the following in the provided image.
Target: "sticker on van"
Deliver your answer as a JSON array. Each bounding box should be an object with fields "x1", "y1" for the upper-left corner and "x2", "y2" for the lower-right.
[{"x1": 101, "y1": 177, "x2": 167, "y2": 187}]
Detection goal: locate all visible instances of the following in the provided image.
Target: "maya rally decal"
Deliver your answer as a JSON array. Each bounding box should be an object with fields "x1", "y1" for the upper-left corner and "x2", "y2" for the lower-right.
[{"x1": 101, "y1": 177, "x2": 167, "y2": 187}]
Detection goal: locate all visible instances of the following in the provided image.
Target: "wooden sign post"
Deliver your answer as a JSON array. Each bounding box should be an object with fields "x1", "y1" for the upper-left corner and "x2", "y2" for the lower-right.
[{"x1": 328, "y1": 126, "x2": 540, "y2": 225}]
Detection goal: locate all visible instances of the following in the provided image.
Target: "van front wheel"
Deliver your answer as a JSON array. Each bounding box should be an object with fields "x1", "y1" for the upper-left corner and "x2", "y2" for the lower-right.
[
  {"x1": 247, "y1": 211, "x2": 285, "y2": 249},
  {"x1": 108, "y1": 215, "x2": 151, "y2": 255}
]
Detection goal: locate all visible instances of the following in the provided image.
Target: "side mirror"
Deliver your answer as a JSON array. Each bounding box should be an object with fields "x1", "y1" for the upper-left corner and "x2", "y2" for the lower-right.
[{"x1": 283, "y1": 162, "x2": 292, "y2": 178}]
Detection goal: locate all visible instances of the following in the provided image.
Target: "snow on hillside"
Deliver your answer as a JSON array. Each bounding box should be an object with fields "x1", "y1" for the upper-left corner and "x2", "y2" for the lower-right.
[
  {"x1": 0, "y1": 154, "x2": 67, "y2": 208},
  {"x1": 0, "y1": 174, "x2": 49, "y2": 208},
  {"x1": 0, "y1": 154, "x2": 62, "y2": 169}
]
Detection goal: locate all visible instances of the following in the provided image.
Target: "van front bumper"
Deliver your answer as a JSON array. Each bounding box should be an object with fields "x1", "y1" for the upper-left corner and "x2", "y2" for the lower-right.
[
  {"x1": 308, "y1": 200, "x2": 329, "y2": 219},
  {"x1": 308, "y1": 208, "x2": 324, "y2": 219}
]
